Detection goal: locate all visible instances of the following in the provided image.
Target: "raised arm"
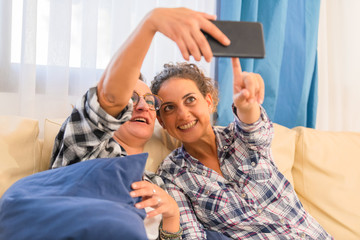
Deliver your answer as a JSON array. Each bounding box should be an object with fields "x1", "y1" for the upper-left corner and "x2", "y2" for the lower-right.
[
  {"x1": 97, "y1": 8, "x2": 230, "y2": 117},
  {"x1": 232, "y1": 57, "x2": 264, "y2": 124}
]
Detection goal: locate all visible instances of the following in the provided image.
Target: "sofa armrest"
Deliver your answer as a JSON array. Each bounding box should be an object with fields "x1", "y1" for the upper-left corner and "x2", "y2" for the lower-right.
[
  {"x1": 0, "y1": 116, "x2": 42, "y2": 197},
  {"x1": 292, "y1": 127, "x2": 360, "y2": 239}
]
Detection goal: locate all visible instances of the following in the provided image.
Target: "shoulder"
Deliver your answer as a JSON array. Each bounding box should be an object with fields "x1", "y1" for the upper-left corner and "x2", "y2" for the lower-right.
[
  {"x1": 213, "y1": 123, "x2": 236, "y2": 142},
  {"x1": 157, "y1": 148, "x2": 187, "y2": 180}
]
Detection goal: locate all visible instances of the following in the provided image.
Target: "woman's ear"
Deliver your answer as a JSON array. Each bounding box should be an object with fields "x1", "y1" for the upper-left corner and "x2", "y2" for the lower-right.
[
  {"x1": 205, "y1": 93, "x2": 214, "y2": 113},
  {"x1": 157, "y1": 116, "x2": 166, "y2": 129}
]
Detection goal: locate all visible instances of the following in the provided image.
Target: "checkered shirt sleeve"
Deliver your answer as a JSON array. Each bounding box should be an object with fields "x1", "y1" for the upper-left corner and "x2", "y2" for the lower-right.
[{"x1": 50, "y1": 86, "x2": 133, "y2": 168}]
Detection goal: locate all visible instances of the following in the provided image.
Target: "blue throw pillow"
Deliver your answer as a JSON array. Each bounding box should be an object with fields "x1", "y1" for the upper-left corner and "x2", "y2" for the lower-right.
[{"x1": 0, "y1": 153, "x2": 149, "y2": 240}]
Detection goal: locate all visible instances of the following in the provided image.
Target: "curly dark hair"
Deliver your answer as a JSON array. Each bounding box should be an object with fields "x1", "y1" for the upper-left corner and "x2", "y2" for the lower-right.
[{"x1": 150, "y1": 62, "x2": 219, "y2": 110}]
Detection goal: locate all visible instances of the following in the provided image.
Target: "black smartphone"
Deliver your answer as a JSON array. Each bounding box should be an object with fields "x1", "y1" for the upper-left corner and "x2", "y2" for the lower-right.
[{"x1": 203, "y1": 20, "x2": 265, "y2": 58}]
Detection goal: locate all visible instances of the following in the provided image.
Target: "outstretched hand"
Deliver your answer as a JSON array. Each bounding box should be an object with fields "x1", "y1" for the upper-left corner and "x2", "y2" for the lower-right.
[
  {"x1": 146, "y1": 8, "x2": 230, "y2": 62},
  {"x1": 232, "y1": 57, "x2": 264, "y2": 124}
]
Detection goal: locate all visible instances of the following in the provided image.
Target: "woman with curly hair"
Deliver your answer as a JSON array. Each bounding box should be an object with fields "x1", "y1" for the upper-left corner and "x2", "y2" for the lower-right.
[{"x1": 150, "y1": 59, "x2": 332, "y2": 239}]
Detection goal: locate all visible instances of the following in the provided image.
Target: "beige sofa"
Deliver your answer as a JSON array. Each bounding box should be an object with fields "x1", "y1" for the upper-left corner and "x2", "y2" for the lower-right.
[{"x1": 1, "y1": 115, "x2": 359, "y2": 239}]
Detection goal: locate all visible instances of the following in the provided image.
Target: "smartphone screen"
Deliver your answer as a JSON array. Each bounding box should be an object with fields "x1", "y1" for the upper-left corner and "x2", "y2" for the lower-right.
[{"x1": 203, "y1": 21, "x2": 266, "y2": 58}]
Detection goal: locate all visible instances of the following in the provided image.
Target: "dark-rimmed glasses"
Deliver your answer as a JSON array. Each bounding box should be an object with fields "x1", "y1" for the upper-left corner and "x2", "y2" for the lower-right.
[{"x1": 131, "y1": 91, "x2": 163, "y2": 111}]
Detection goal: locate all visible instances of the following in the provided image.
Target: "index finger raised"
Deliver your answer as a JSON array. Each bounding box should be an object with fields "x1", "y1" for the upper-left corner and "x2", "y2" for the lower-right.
[{"x1": 231, "y1": 57, "x2": 242, "y2": 73}]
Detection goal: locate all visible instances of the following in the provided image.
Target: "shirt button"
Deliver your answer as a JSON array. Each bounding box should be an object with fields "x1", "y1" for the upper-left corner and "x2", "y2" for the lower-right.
[
  {"x1": 300, "y1": 233, "x2": 306, "y2": 238},
  {"x1": 251, "y1": 161, "x2": 256, "y2": 167},
  {"x1": 241, "y1": 193, "x2": 247, "y2": 198},
  {"x1": 257, "y1": 209, "x2": 262, "y2": 214},
  {"x1": 280, "y1": 218, "x2": 285, "y2": 224},
  {"x1": 190, "y1": 167, "x2": 195, "y2": 172},
  {"x1": 205, "y1": 190, "x2": 210, "y2": 195},
  {"x1": 223, "y1": 145, "x2": 228, "y2": 150},
  {"x1": 202, "y1": 171, "x2": 206, "y2": 176}
]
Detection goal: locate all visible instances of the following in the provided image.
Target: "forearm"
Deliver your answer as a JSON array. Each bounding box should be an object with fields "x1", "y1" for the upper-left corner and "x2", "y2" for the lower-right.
[
  {"x1": 161, "y1": 214, "x2": 181, "y2": 235},
  {"x1": 97, "y1": 10, "x2": 158, "y2": 117}
]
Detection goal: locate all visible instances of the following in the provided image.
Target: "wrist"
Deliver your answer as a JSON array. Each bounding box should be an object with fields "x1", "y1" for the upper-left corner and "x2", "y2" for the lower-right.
[
  {"x1": 144, "y1": 8, "x2": 162, "y2": 34},
  {"x1": 235, "y1": 104, "x2": 261, "y2": 124},
  {"x1": 162, "y1": 214, "x2": 180, "y2": 233},
  {"x1": 159, "y1": 220, "x2": 183, "y2": 240}
]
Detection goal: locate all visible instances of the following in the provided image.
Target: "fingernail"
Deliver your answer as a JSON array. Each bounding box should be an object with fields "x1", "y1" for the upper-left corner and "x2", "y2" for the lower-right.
[
  {"x1": 135, "y1": 203, "x2": 141, "y2": 208},
  {"x1": 130, "y1": 192, "x2": 135, "y2": 197},
  {"x1": 224, "y1": 38, "x2": 231, "y2": 45}
]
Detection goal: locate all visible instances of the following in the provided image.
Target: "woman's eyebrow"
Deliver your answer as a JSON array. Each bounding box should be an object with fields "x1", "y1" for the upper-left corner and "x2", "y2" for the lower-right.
[
  {"x1": 182, "y1": 93, "x2": 195, "y2": 99},
  {"x1": 162, "y1": 92, "x2": 196, "y2": 105}
]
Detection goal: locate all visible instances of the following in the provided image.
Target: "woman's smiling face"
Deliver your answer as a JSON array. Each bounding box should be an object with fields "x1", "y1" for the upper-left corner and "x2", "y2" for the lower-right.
[
  {"x1": 115, "y1": 80, "x2": 157, "y2": 143},
  {"x1": 157, "y1": 77, "x2": 214, "y2": 144}
]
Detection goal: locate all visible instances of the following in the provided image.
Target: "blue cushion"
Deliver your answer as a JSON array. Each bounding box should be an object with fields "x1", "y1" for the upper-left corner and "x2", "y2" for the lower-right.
[{"x1": 0, "y1": 153, "x2": 149, "y2": 240}]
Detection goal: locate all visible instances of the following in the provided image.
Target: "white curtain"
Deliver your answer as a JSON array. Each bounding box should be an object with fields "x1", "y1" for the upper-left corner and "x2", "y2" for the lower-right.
[
  {"x1": 4, "y1": 0, "x2": 358, "y2": 133},
  {"x1": 317, "y1": 0, "x2": 360, "y2": 132},
  {"x1": 0, "y1": 0, "x2": 216, "y2": 134}
]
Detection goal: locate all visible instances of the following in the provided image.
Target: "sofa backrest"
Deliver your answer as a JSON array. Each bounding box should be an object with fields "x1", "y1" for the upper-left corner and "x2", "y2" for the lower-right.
[
  {"x1": 41, "y1": 118, "x2": 297, "y2": 183},
  {"x1": 0, "y1": 116, "x2": 297, "y2": 197}
]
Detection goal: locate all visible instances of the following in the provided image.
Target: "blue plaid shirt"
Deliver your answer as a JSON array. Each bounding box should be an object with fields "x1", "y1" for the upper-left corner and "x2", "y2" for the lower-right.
[{"x1": 157, "y1": 107, "x2": 332, "y2": 239}]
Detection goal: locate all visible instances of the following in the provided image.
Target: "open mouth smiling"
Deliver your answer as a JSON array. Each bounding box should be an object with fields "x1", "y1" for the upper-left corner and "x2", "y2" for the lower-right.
[
  {"x1": 131, "y1": 117, "x2": 148, "y2": 124},
  {"x1": 178, "y1": 120, "x2": 197, "y2": 130}
]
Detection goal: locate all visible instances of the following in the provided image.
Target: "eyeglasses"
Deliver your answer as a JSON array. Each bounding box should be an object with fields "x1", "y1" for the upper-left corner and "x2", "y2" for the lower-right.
[{"x1": 131, "y1": 91, "x2": 163, "y2": 111}]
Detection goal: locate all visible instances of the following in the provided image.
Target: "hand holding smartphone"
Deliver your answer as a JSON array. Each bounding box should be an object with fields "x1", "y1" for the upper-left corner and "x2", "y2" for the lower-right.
[{"x1": 203, "y1": 21, "x2": 266, "y2": 58}]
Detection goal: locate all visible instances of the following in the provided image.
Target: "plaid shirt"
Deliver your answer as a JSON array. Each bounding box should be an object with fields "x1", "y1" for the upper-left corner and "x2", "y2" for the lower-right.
[
  {"x1": 50, "y1": 87, "x2": 133, "y2": 168},
  {"x1": 157, "y1": 107, "x2": 332, "y2": 239}
]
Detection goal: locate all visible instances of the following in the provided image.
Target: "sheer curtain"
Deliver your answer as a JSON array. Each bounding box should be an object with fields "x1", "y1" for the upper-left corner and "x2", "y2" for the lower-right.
[
  {"x1": 317, "y1": 0, "x2": 360, "y2": 132},
  {"x1": 0, "y1": 0, "x2": 216, "y2": 134}
]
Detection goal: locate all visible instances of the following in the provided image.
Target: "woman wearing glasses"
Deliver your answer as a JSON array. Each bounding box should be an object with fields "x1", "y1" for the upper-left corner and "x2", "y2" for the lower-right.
[{"x1": 49, "y1": 7, "x2": 230, "y2": 240}]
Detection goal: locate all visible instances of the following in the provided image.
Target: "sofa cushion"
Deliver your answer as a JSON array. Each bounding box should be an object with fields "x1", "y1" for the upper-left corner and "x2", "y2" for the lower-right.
[
  {"x1": 292, "y1": 127, "x2": 360, "y2": 239},
  {"x1": 144, "y1": 121, "x2": 180, "y2": 172},
  {"x1": 0, "y1": 154, "x2": 148, "y2": 240},
  {"x1": 41, "y1": 118, "x2": 66, "y2": 171},
  {"x1": 144, "y1": 137, "x2": 172, "y2": 173},
  {"x1": 0, "y1": 116, "x2": 42, "y2": 197},
  {"x1": 271, "y1": 123, "x2": 296, "y2": 186}
]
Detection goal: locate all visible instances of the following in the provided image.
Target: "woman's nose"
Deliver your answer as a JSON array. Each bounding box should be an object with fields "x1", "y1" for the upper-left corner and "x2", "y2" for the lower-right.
[
  {"x1": 134, "y1": 97, "x2": 150, "y2": 111},
  {"x1": 176, "y1": 105, "x2": 190, "y2": 119}
]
